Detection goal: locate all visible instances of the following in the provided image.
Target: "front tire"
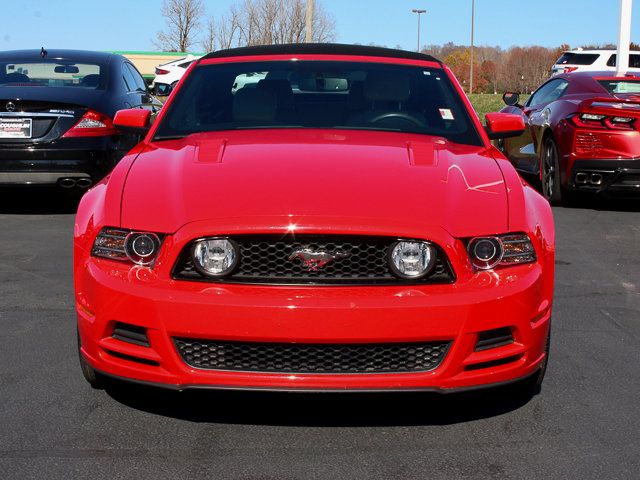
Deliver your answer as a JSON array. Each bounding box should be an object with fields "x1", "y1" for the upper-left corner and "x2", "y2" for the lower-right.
[
  {"x1": 77, "y1": 330, "x2": 104, "y2": 389},
  {"x1": 515, "y1": 330, "x2": 550, "y2": 397}
]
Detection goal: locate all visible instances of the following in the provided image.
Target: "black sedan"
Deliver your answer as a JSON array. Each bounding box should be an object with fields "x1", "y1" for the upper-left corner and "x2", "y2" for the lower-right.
[{"x1": 0, "y1": 49, "x2": 162, "y2": 188}]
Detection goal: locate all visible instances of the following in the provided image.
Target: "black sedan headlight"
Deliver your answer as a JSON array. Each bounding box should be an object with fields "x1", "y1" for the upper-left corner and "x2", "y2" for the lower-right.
[
  {"x1": 92, "y1": 228, "x2": 164, "y2": 266},
  {"x1": 467, "y1": 233, "x2": 536, "y2": 270}
]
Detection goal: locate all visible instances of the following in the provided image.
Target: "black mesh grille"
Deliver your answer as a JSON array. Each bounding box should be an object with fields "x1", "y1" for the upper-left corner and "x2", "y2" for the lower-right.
[
  {"x1": 172, "y1": 235, "x2": 455, "y2": 285},
  {"x1": 174, "y1": 338, "x2": 451, "y2": 373}
]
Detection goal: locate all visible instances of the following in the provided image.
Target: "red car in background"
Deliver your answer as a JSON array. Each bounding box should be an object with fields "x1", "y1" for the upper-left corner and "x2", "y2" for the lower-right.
[
  {"x1": 74, "y1": 44, "x2": 554, "y2": 396},
  {"x1": 499, "y1": 71, "x2": 640, "y2": 204}
]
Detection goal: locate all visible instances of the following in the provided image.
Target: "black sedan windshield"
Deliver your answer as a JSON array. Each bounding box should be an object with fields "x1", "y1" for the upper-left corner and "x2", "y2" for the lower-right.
[{"x1": 154, "y1": 60, "x2": 482, "y2": 145}]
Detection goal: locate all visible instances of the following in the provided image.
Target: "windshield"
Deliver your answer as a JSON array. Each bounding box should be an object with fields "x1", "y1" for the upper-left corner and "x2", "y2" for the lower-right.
[
  {"x1": 0, "y1": 60, "x2": 105, "y2": 89},
  {"x1": 598, "y1": 79, "x2": 640, "y2": 94},
  {"x1": 154, "y1": 60, "x2": 482, "y2": 145}
]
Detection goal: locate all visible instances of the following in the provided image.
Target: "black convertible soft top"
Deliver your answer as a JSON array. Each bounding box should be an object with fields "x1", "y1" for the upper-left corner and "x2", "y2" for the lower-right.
[{"x1": 201, "y1": 43, "x2": 442, "y2": 64}]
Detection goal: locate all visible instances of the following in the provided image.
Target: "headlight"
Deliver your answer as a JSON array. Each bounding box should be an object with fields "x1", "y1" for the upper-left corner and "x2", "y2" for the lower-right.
[
  {"x1": 92, "y1": 228, "x2": 163, "y2": 266},
  {"x1": 388, "y1": 241, "x2": 437, "y2": 279},
  {"x1": 191, "y1": 238, "x2": 239, "y2": 277},
  {"x1": 467, "y1": 233, "x2": 536, "y2": 270}
]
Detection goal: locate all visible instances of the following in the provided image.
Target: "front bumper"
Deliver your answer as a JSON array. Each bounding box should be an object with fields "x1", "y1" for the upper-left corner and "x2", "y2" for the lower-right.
[
  {"x1": 569, "y1": 159, "x2": 640, "y2": 194},
  {"x1": 76, "y1": 255, "x2": 551, "y2": 392}
]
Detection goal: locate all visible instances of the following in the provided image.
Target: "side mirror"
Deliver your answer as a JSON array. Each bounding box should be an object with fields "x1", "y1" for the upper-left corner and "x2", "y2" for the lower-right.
[
  {"x1": 485, "y1": 112, "x2": 526, "y2": 140},
  {"x1": 113, "y1": 108, "x2": 151, "y2": 135},
  {"x1": 502, "y1": 92, "x2": 521, "y2": 107}
]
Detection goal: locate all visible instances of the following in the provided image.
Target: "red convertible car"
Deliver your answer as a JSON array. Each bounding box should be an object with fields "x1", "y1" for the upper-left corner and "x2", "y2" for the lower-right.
[
  {"x1": 74, "y1": 44, "x2": 554, "y2": 395},
  {"x1": 499, "y1": 71, "x2": 640, "y2": 204}
]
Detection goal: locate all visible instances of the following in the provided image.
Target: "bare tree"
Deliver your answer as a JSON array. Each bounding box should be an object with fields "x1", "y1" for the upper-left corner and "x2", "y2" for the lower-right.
[
  {"x1": 216, "y1": 0, "x2": 334, "y2": 48},
  {"x1": 217, "y1": 10, "x2": 242, "y2": 50},
  {"x1": 201, "y1": 16, "x2": 216, "y2": 52},
  {"x1": 155, "y1": 0, "x2": 205, "y2": 52},
  {"x1": 198, "y1": 13, "x2": 240, "y2": 53}
]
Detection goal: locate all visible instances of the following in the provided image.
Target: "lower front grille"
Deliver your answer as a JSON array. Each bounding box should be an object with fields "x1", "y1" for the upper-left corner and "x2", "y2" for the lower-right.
[{"x1": 173, "y1": 338, "x2": 451, "y2": 374}]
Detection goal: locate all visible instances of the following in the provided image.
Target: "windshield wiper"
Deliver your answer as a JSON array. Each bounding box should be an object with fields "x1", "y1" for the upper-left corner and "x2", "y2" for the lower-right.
[{"x1": 152, "y1": 134, "x2": 190, "y2": 141}]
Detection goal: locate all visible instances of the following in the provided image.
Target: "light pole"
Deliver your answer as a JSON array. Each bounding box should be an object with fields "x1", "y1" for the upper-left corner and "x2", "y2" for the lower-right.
[
  {"x1": 306, "y1": 0, "x2": 315, "y2": 43},
  {"x1": 469, "y1": 0, "x2": 475, "y2": 94},
  {"x1": 412, "y1": 9, "x2": 426, "y2": 53},
  {"x1": 616, "y1": 0, "x2": 633, "y2": 76}
]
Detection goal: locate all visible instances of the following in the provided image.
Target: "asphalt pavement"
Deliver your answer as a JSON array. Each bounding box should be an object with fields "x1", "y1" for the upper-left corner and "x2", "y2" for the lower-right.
[{"x1": 0, "y1": 187, "x2": 639, "y2": 480}]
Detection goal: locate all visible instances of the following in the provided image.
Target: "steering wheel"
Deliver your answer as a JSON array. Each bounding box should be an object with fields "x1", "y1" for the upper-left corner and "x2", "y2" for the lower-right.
[{"x1": 369, "y1": 112, "x2": 426, "y2": 128}]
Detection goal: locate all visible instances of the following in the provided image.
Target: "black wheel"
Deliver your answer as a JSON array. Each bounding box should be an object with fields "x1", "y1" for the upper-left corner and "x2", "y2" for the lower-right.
[
  {"x1": 77, "y1": 329, "x2": 104, "y2": 389},
  {"x1": 515, "y1": 330, "x2": 550, "y2": 397},
  {"x1": 541, "y1": 137, "x2": 563, "y2": 205}
]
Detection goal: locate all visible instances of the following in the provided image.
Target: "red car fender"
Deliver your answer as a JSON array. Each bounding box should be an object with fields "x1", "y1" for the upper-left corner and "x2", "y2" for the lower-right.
[
  {"x1": 75, "y1": 143, "x2": 148, "y2": 252},
  {"x1": 489, "y1": 148, "x2": 555, "y2": 304}
]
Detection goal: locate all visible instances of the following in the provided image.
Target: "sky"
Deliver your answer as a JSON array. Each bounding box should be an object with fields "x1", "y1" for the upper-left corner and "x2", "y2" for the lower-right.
[{"x1": 1, "y1": 0, "x2": 639, "y2": 53}]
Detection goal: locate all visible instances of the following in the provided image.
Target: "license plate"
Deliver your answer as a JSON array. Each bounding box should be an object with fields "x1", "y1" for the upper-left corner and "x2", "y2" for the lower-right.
[{"x1": 0, "y1": 118, "x2": 32, "y2": 138}]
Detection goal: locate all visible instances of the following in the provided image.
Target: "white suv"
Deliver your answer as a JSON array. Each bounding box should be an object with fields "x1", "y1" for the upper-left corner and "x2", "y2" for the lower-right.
[
  {"x1": 151, "y1": 54, "x2": 202, "y2": 95},
  {"x1": 551, "y1": 49, "x2": 640, "y2": 75}
]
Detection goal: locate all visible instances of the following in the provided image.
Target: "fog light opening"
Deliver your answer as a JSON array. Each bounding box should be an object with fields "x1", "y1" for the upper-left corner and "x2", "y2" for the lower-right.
[
  {"x1": 112, "y1": 322, "x2": 150, "y2": 347},
  {"x1": 475, "y1": 327, "x2": 514, "y2": 351}
]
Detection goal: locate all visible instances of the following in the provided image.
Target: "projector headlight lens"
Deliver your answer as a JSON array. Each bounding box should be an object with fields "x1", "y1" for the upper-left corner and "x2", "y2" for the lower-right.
[
  {"x1": 468, "y1": 237, "x2": 503, "y2": 270},
  {"x1": 468, "y1": 233, "x2": 536, "y2": 270},
  {"x1": 92, "y1": 227, "x2": 163, "y2": 267}
]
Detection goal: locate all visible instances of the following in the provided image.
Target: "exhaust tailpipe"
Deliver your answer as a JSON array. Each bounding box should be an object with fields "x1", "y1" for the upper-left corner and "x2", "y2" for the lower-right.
[
  {"x1": 58, "y1": 178, "x2": 77, "y2": 189},
  {"x1": 590, "y1": 173, "x2": 603, "y2": 185},
  {"x1": 575, "y1": 172, "x2": 589, "y2": 184},
  {"x1": 75, "y1": 178, "x2": 93, "y2": 189}
]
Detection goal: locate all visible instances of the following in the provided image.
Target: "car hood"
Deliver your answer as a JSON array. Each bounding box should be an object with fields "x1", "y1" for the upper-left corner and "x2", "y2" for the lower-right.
[{"x1": 120, "y1": 130, "x2": 508, "y2": 238}]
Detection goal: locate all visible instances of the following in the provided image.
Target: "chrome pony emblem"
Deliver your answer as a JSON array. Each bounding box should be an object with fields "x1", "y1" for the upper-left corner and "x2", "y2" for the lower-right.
[
  {"x1": 289, "y1": 248, "x2": 349, "y2": 271},
  {"x1": 5, "y1": 102, "x2": 16, "y2": 112}
]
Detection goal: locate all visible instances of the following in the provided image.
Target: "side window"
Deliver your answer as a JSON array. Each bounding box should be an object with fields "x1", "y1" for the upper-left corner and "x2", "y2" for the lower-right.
[
  {"x1": 125, "y1": 63, "x2": 147, "y2": 92},
  {"x1": 606, "y1": 54, "x2": 640, "y2": 68},
  {"x1": 122, "y1": 63, "x2": 136, "y2": 92},
  {"x1": 527, "y1": 79, "x2": 569, "y2": 108}
]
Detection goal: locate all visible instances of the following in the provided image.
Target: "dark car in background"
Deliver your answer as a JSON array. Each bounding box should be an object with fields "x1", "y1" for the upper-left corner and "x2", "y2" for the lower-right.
[{"x1": 0, "y1": 49, "x2": 162, "y2": 188}]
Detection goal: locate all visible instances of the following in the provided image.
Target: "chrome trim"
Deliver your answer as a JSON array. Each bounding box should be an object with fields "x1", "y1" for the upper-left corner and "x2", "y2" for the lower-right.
[
  {"x1": 0, "y1": 112, "x2": 75, "y2": 118},
  {"x1": 0, "y1": 172, "x2": 90, "y2": 184}
]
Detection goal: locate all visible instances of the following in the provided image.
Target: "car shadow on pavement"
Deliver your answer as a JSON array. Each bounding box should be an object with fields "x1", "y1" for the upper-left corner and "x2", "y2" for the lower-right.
[
  {"x1": 565, "y1": 195, "x2": 640, "y2": 213},
  {"x1": 0, "y1": 187, "x2": 83, "y2": 215},
  {"x1": 104, "y1": 380, "x2": 535, "y2": 426}
]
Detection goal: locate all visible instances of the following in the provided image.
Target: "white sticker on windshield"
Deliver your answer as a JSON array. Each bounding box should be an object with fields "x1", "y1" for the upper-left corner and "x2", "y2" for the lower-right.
[{"x1": 439, "y1": 108, "x2": 454, "y2": 120}]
